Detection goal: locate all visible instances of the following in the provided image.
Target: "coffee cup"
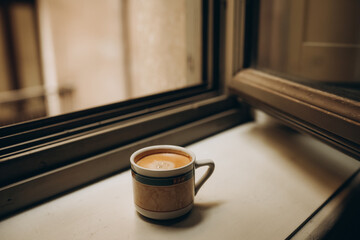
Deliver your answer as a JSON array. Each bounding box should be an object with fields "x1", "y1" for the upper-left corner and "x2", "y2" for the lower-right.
[{"x1": 130, "y1": 145, "x2": 215, "y2": 220}]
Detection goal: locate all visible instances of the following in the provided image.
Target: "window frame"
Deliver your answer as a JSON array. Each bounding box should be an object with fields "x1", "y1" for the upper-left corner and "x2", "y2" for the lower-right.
[
  {"x1": 228, "y1": 0, "x2": 360, "y2": 160},
  {"x1": 0, "y1": 0, "x2": 253, "y2": 218},
  {"x1": 2, "y1": 0, "x2": 358, "y2": 221}
]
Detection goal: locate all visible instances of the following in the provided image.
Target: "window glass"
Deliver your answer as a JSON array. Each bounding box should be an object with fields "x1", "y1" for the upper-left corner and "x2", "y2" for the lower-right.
[
  {"x1": 0, "y1": 0, "x2": 202, "y2": 126},
  {"x1": 256, "y1": 0, "x2": 360, "y2": 100}
]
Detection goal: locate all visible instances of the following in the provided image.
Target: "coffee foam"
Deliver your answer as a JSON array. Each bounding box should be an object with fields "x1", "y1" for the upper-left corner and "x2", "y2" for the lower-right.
[{"x1": 136, "y1": 152, "x2": 191, "y2": 170}]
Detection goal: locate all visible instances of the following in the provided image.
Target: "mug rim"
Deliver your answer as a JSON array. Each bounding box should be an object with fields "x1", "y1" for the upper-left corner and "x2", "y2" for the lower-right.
[{"x1": 130, "y1": 145, "x2": 196, "y2": 178}]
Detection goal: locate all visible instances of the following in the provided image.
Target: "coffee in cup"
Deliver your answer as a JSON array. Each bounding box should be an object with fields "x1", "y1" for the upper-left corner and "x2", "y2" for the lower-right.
[
  {"x1": 130, "y1": 145, "x2": 214, "y2": 220},
  {"x1": 136, "y1": 152, "x2": 191, "y2": 170}
]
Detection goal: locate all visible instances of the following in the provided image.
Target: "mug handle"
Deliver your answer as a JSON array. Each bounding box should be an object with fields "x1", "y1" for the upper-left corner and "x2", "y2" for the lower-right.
[{"x1": 194, "y1": 159, "x2": 215, "y2": 195}]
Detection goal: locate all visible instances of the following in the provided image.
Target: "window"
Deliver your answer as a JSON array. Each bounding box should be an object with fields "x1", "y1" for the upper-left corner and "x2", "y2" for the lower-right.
[
  {"x1": 1, "y1": 0, "x2": 359, "y2": 219},
  {"x1": 229, "y1": 0, "x2": 360, "y2": 160},
  {"x1": 0, "y1": 0, "x2": 204, "y2": 125},
  {"x1": 0, "y1": 0, "x2": 251, "y2": 218}
]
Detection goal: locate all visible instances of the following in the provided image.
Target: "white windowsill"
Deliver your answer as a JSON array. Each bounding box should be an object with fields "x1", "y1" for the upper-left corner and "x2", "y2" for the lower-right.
[{"x1": 0, "y1": 112, "x2": 359, "y2": 239}]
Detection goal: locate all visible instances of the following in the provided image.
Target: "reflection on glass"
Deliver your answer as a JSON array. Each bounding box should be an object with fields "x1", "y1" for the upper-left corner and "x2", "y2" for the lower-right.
[
  {"x1": 0, "y1": 0, "x2": 202, "y2": 126},
  {"x1": 257, "y1": 0, "x2": 360, "y2": 84}
]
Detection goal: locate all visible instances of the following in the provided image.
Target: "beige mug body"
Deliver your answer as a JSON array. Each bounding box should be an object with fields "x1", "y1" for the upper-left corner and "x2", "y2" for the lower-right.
[{"x1": 130, "y1": 145, "x2": 214, "y2": 220}]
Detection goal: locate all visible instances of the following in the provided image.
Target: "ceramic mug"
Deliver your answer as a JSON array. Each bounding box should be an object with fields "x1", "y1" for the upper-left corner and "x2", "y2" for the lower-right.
[{"x1": 130, "y1": 145, "x2": 215, "y2": 220}]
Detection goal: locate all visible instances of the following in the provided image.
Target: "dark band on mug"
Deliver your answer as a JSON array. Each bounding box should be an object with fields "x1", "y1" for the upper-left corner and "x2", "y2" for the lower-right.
[{"x1": 131, "y1": 169, "x2": 194, "y2": 186}]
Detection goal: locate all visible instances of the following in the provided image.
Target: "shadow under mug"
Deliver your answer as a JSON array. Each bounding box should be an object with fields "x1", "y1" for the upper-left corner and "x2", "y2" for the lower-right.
[{"x1": 130, "y1": 145, "x2": 215, "y2": 220}]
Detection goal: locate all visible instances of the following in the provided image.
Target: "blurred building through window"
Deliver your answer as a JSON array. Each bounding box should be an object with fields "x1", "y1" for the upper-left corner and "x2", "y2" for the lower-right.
[{"x1": 0, "y1": 0, "x2": 202, "y2": 126}]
